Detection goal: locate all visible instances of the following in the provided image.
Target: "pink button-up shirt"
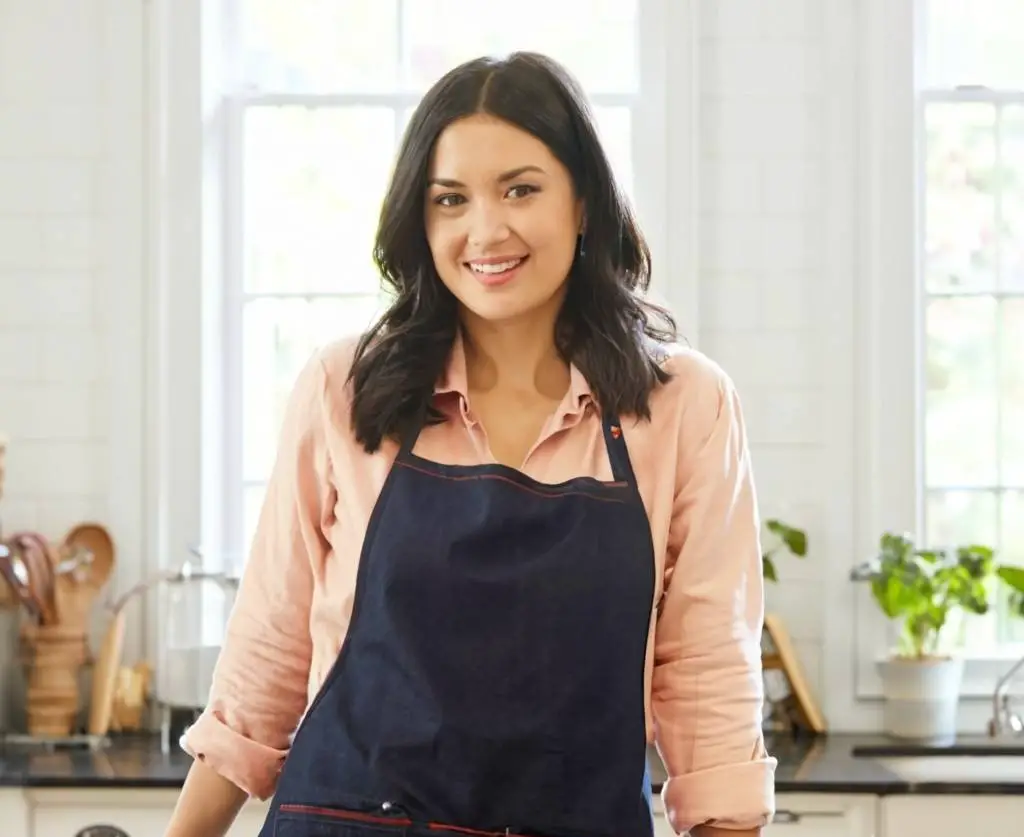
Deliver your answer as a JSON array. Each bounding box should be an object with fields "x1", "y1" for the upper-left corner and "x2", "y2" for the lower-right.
[{"x1": 183, "y1": 335, "x2": 776, "y2": 833}]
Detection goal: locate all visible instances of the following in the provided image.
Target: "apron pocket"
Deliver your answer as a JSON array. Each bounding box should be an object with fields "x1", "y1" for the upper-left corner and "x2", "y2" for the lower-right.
[{"x1": 275, "y1": 804, "x2": 412, "y2": 837}]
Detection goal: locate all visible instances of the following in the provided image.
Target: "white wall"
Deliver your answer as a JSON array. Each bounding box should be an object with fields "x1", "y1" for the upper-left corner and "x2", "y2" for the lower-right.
[
  {"x1": 698, "y1": 1, "x2": 842, "y2": 720},
  {"x1": 0, "y1": 0, "x2": 147, "y2": 727},
  {"x1": 0, "y1": 0, "x2": 865, "y2": 730}
]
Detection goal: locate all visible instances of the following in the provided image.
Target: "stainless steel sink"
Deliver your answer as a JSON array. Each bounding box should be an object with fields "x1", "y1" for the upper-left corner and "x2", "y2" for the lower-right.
[
  {"x1": 851, "y1": 739, "x2": 1024, "y2": 783},
  {"x1": 872, "y1": 754, "x2": 1024, "y2": 783}
]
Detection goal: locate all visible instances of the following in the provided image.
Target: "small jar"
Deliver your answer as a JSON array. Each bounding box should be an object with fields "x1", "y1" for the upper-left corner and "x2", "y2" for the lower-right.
[{"x1": 154, "y1": 562, "x2": 238, "y2": 751}]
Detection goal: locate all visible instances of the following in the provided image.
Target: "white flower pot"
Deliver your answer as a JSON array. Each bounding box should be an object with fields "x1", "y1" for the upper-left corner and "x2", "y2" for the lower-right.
[{"x1": 877, "y1": 656, "x2": 964, "y2": 744}]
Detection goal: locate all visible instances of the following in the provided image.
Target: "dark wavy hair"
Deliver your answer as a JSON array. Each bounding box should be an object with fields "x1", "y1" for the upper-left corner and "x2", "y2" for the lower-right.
[{"x1": 348, "y1": 52, "x2": 678, "y2": 453}]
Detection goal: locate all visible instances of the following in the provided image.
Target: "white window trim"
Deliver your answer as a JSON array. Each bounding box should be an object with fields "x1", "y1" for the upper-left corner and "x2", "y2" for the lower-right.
[
  {"x1": 144, "y1": 0, "x2": 235, "y2": 660},
  {"x1": 100, "y1": 0, "x2": 150, "y2": 666},
  {"x1": 141, "y1": 0, "x2": 701, "y2": 664},
  {"x1": 825, "y1": 0, "x2": 1024, "y2": 731}
]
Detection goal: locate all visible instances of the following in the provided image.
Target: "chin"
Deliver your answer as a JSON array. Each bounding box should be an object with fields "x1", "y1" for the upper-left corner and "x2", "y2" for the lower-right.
[{"x1": 458, "y1": 293, "x2": 545, "y2": 324}]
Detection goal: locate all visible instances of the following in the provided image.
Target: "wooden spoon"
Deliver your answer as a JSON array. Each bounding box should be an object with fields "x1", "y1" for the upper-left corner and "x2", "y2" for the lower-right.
[
  {"x1": 63, "y1": 523, "x2": 115, "y2": 590},
  {"x1": 55, "y1": 523, "x2": 115, "y2": 631}
]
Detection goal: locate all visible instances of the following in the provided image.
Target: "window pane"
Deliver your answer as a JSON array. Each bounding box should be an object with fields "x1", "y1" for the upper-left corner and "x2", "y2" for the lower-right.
[
  {"x1": 1003, "y1": 491, "x2": 1024, "y2": 565},
  {"x1": 244, "y1": 106, "x2": 396, "y2": 295},
  {"x1": 923, "y1": 0, "x2": 1024, "y2": 89},
  {"x1": 925, "y1": 297, "x2": 999, "y2": 486},
  {"x1": 1002, "y1": 299, "x2": 1024, "y2": 484},
  {"x1": 401, "y1": 0, "x2": 638, "y2": 94},
  {"x1": 1002, "y1": 107, "x2": 1024, "y2": 291},
  {"x1": 1000, "y1": 491, "x2": 1024, "y2": 642},
  {"x1": 242, "y1": 295, "x2": 384, "y2": 482},
  {"x1": 593, "y1": 107, "x2": 634, "y2": 202},
  {"x1": 925, "y1": 489, "x2": 999, "y2": 547},
  {"x1": 241, "y1": 0, "x2": 399, "y2": 93},
  {"x1": 924, "y1": 103, "x2": 998, "y2": 293}
]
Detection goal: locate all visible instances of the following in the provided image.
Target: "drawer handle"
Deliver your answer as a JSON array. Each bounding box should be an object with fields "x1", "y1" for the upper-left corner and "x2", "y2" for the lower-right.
[
  {"x1": 774, "y1": 809, "x2": 845, "y2": 824},
  {"x1": 75, "y1": 826, "x2": 130, "y2": 837}
]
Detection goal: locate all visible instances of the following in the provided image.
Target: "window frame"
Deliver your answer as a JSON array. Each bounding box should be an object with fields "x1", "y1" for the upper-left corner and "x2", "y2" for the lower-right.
[
  {"x1": 144, "y1": 0, "x2": 702, "y2": 656},
  {"x1": 848, "y1": 0, "x2": 1024, "y2": 708}
]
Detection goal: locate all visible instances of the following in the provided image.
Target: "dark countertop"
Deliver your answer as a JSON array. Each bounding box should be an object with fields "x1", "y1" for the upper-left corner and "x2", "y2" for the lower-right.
[{"x1": 0, "y1": 732, "x2": 1022, "y2": 795}]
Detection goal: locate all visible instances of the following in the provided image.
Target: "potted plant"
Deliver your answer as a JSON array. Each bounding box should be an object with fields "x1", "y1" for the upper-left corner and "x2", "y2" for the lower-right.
[
  {"x1": 853, "y1": 532, "x2": 1024, "y2": 743},
  {"x1": 762, "y1": 519, "x2": 807, "y2": 583}
]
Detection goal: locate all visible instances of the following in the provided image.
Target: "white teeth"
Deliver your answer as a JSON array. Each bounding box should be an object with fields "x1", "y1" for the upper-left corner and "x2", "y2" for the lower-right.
[{"x1": 470, "y1": 258, "x2": 522, "y2": 274}]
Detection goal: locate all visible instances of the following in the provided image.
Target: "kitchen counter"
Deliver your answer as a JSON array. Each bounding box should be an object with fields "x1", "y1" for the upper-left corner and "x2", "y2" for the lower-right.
[{"x1": 0, "y1": 732, "x2": 1022, "y2": 795}]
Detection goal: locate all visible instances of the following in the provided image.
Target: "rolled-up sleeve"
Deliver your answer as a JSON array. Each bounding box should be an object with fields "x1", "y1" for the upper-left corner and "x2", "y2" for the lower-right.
[
  {"x1": 653, "y1": 363, "x2": 776, "y2": 833},
  {"x1": 182, "y1": 351, "x2": 335, "y2": 800}
]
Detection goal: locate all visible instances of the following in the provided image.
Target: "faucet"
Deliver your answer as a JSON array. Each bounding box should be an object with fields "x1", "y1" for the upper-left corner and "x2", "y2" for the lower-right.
[{"x1": 988, "y1": 654, "x2": 1024, "y2": 738}]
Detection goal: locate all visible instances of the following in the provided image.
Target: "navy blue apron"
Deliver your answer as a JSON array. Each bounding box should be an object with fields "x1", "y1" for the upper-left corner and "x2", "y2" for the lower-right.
[{"x1": 260, "y1": 411, "x2": 658, "y2": 837}]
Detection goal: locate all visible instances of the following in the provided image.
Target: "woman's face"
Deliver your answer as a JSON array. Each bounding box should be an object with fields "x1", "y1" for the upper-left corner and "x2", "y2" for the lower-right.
[{"x1": 424, "y1": 114, "x2": 583, "y2": 327}]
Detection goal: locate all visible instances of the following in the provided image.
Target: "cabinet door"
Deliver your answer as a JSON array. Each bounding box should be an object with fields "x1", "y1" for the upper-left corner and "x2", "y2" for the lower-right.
[
  {"x1": 766, "y1": 794, "x2": 878, "y2": 837},
  {"x1": 33, "y1": 806, "x2": 171, "y2": 836},
  {"x1": 27, "y1": 789, "x2": 177, "y2": 837},
  {"x1": 0, "y1": 790, "x2": 31, "y2": 837},
  {"x1": 882, "y1": 795, "x2": 1024, "y2": 837},
  {"x1": 649, "y1": 792, "x2": 674, "y2": 837},
  {"x1": 649, "y1": 793, "x2": 876, "y2": 837}
]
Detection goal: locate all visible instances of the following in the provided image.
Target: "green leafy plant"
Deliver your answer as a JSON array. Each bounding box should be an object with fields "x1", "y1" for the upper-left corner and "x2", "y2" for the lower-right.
[
  {"x1": 853, "y1": 532, "x2": 1024, "y2": 659},
  {"x1": 762, "y1": 519, "x2": 807, "y2": 583}
]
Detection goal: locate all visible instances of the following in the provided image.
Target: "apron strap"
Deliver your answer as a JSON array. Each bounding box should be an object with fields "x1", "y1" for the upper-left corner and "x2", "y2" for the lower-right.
[
  {"x1": 400, "y1": 409, "x2": 638, "y2": 487},
  {"x1": 602, "y1": 413, "x2": 638, "y2": 485}
]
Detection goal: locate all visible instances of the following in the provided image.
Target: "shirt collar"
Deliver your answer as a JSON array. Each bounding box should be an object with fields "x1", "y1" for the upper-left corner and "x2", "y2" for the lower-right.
[{"x1": 434, "y1": 330, "x2": 593, "y2": 412}]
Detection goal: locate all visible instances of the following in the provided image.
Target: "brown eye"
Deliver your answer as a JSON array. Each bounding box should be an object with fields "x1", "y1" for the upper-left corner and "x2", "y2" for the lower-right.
[
  {"x1": 434, "y1": 193, "x2": 466, "y2": 207},
  {"x1": 507, "y1": 184, "x2": 538, "y2": 199}
]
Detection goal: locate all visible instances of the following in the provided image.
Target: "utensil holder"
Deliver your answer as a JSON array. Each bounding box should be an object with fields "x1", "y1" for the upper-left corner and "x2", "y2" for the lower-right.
[{"x1": 22, "y1": 627, "x2": 88, "y2": 737}]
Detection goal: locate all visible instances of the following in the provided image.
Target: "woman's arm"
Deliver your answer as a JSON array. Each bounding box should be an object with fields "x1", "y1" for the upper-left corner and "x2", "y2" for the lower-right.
[
  {"x1": 164, "y1": 352, "x2": 336, "y2": 837},
  {"x1": 164, "y1": 759, "x2": 249, "y2": 837},
  {"x1": 652, "y1": 359, "x2": 776, "y2": 835}
]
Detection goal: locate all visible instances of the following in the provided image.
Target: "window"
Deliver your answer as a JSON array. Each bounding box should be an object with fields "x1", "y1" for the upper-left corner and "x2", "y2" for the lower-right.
[
  {"x1": 222, "y1": 1, "x2": 660, "y2": 560},
  {"x1": 920, "y1": 0, "x2": 1024, "y2": 649}
]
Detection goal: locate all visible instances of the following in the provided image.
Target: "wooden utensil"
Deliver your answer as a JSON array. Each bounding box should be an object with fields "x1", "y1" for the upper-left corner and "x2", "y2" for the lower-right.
[
  {"x1": 63, "y1": 522, "x2": 115, "y2": 589},
  {"x1": 0, "y1": 541, "x2": 39, "y2": 618},
  {"x1": 9, "y1": 532, "x2": 57, "y2": 624},
  {"x1": 56, "y1": 522, "x2": 116, "y2": 631},
  {"x1": 87, "y1": 606, "x2": 127, "y2": 737}
]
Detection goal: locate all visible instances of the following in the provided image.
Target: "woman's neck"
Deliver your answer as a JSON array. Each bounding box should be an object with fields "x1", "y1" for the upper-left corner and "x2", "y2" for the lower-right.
[{"x1": 460, "y1": 314, "x2": 569, "y2": 402}]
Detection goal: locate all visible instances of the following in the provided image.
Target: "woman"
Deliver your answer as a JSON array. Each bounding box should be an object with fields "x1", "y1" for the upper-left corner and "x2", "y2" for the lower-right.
[{"x1": 165, "y1": 52, "x2": 776, "y2": 837}]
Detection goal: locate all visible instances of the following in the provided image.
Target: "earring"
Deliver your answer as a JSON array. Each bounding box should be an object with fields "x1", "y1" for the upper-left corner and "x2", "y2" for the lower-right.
[{"x1": 577, "y1": 233, "x2": 585, "y2": 258}]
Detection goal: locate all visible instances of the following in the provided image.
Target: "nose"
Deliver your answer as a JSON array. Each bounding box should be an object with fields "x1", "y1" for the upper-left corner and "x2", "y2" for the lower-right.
[{"x1": 466, "y1": 198, "x2": 511, "y2": 248}]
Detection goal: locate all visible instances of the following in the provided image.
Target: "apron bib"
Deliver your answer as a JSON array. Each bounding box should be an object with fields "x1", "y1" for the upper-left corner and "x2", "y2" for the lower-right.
[{"x1": 260, "y1": 413, "x2": 658, "y2": 837}]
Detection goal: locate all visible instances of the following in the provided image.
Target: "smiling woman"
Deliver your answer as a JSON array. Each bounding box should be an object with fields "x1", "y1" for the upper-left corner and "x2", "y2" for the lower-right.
[
  {"x1": 351, "y1": 53, "x2": 673, "y2": 455},
  {"x1": 166, "y1": 49, "x2": 775, "y2": 837}
]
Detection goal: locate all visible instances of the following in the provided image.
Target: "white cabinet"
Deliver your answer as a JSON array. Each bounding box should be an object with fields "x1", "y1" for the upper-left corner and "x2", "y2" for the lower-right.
[
  {"x1": 766, "y1": 794, "x2": 878, "y2": 837},
  {"x1": 9, "y1": 788, "x2": 1024, "y2": 836},
  {"x1": 650, "y1": 793, "x2": 673, "y2": 837},
  {"x1": 21, "y1": 788, "x2": 269, "y2": 836},
  {"x1": 0, "y1": 789, "x2": 30, "y2": 837},
  {"x1": 881, "y1": 795, "x2": 1024, "y2": 837},
  {"x1": 651, "y1": 793, "x2": 877, "y2": 837}
]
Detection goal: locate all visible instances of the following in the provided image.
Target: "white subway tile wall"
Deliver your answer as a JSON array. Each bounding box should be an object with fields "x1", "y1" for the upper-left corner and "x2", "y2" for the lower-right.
[
  {"x1": 0, "y1": 0, "x2": 845, "y2": 723},
  {"x1": 0, "y1": 0, "x2": 108, "y2": 538},
  {"x1": 698, "y1": 0, "x2": 830, "y2": 698}
]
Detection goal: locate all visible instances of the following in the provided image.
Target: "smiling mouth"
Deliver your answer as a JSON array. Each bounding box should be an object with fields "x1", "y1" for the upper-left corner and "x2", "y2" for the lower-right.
[
  {"x1": 465, "y1": 256, "x2": 528, "y2": 286},
  {"x1": 467, "y1": 256, "x2": 526, "y2": 275}
]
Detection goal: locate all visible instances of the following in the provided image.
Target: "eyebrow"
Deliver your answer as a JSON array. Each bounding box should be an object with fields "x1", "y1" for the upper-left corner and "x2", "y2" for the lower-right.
[{"x1": 427, "y1": 165, "x2": 546, "y2": 189}]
